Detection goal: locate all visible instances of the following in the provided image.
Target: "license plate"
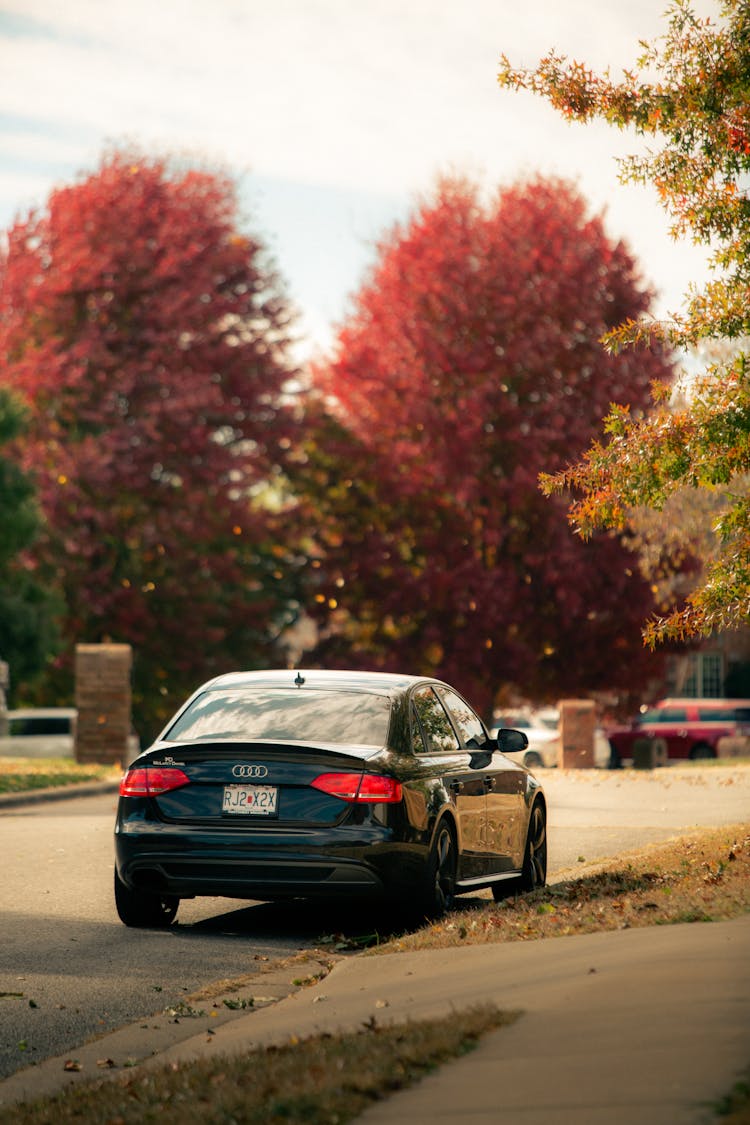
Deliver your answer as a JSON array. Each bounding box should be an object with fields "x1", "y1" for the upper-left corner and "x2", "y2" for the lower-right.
[{"x1": 222, "y1": 784, "x2": 278, "y2": 816}]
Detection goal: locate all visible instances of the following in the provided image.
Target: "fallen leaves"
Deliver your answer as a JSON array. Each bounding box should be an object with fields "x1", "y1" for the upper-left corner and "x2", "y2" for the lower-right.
[
  {"x1": 222, "y1": 997, "x2": 253, "y2": 1010},
  {"x1": 377, "y1": 826, "x2": 750, "y2": 955}
]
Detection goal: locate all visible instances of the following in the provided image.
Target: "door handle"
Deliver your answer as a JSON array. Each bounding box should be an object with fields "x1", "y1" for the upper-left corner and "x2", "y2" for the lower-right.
[
  {"x1": 449, "y1": 780, "x2": 464, "y2": 795},
  {"x1": 483, "y1": 776, "x2": 495, "y2": 791}
]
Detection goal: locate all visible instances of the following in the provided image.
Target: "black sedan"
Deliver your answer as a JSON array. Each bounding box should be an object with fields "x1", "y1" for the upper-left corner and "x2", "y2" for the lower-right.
[{"x1": 114, "y1": 669, "x2": 547, "y2": 927}]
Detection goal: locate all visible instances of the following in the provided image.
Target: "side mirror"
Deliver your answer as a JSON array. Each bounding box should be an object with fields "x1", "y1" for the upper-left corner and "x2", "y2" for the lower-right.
[{"x1": 496, "y1": 728, "x2": 529, "y2": 754}]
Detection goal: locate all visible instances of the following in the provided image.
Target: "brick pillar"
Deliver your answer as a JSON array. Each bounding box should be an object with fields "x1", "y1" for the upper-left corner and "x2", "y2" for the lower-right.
[
  {"x1": 75, "y1": 644, "x2": 133, "y2": 764},
  {"x1": 559, "y1": 699, "x2": 596, "y2": 769}
]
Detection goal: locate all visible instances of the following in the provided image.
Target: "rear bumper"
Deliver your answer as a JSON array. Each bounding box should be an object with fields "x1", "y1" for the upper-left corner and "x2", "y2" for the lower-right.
[
  {"x1": 114, "y1": 822, "x2": 417, "y2": 902},
  {"x1": 117, "y1": 849, "x2": 385, "y2": 900}
]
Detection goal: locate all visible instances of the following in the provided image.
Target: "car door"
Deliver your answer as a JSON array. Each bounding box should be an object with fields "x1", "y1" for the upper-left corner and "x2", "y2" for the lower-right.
[
  {"x1": 411, "y1": 685, "x2": 487, "y2": 880},
  {"x1": 434, "y1": 688, "x2": 528, "y2": 873},
  {"x1": 438, "y1": 686, "x2": 527, "y2": 874},
  {"x1": 639, "y1": 705, "x2": 690, "y2": 759},
  {"x1": 483, "y1": 746, "x2": 528, "y2": 871}
]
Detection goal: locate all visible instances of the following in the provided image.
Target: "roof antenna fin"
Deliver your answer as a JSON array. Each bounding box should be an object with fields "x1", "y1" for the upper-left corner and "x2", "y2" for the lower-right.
[{"x1": 294, "y1": 672, "x2": 305, "y2": 687}]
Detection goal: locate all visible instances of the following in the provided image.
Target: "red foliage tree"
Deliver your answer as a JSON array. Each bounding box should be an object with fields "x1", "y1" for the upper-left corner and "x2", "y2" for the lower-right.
[
  {"x1": 0, "y1": 149, "x2": 303, "y2": 735},
  {"x1": 301, "y1": 176, "x2": 676, "y2": 717}
]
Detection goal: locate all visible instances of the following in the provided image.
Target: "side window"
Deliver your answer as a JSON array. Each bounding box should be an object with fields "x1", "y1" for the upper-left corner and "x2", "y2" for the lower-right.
[
  {"x1": 697, "y1": 706, "x2": 742, "y2": 722},
  {"x1": 640, "y1": 708, "x2": 686, "y2": 725},
  {"x1": 412, "y1": 687, "x2": 460, "y2": 754},
  {"x1": 410, "y1": 705, "x2": 427, "y2": 755},
  {"x1": 659, "y1": 709, "x2": 687, "y2": 723},
  {"x1": 9, "y1": 717, "x2": 72, "y2": 736},
  {"x1": 437, "y1": 688, "x2": 486, "y2": 748}
]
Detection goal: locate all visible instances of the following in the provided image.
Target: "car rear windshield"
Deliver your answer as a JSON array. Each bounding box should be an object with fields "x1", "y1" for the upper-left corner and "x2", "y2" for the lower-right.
[{"x1": 163, "y1": 687, "x2": 392, "y2": 747}]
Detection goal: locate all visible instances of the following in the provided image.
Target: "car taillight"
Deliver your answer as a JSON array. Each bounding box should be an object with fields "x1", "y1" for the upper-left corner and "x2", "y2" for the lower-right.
[
  {"x1": 119, "y1": 767, "x2": 191, "y2": 797},
  {"x1": 311, "y1": 772, "x2": 403, "y2": 803}
]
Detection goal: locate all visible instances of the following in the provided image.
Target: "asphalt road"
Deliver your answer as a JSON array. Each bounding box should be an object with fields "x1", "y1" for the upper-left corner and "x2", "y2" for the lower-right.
[
  {"x1": 0, "y1": 791, "x2": 334, "y2": 1081},
  {"x1": 0, "y1": 764, "x2": 748, "y2": 1082}
]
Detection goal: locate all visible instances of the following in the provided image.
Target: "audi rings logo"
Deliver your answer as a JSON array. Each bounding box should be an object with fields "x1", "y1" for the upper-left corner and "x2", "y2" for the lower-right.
[{"x1": 232, "y1": 764, "x2": 268, "y2": 779}]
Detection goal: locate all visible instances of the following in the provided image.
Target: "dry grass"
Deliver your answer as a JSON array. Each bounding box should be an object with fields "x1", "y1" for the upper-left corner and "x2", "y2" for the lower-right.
[
  {"x1": 373, "y1": 824, "x2": 750, "y2": 955},
  {"x1": 0, "y1": 758, "x2": 120, "y2": 795},
  {"x1": 2, "y1": 1006, "x2": 514, "y2": 1125}
]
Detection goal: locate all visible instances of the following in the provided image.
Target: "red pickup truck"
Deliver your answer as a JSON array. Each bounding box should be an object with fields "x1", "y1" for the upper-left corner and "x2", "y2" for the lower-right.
[{"x1": 605, "y1": 698, "x2": 750, "y2": 766}]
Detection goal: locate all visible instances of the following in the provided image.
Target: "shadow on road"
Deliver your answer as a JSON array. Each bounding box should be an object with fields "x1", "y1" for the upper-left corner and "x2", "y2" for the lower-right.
[{"x1": 173, "y1": 892, "x2": 493, "y2": 948}]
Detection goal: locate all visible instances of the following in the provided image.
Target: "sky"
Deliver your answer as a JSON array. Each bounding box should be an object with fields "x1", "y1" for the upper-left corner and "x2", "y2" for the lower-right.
[{"x1": 0, "y1": 0, "x2": 721, "y2": 359}]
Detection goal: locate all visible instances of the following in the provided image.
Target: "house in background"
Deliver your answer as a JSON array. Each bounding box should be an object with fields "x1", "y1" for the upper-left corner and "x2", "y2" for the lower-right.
[{"x1": 665, "y1": 630, "x2": 750, "y2": 699}]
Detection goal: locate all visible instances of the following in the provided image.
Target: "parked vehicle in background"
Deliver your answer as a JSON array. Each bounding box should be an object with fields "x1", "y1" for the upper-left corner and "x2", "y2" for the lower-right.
[
  {"x1": 491, "y1": 708, "x2": 612, "y2": 769},
  {"x1": 491, "y1": 711, "x2": 560, "y2": 769},
  {"x1": 114, "y1": 669, "x2": 547, "y2": 928},
  {"x1": 0, "y1": 708, "x2": 140, "y2": 760},
  {"x1": 0, "y1": 708, "x2": 76, "y2": 758},
  {"x1": 606, "y1": 698, "x2": 750, "y2": 766}
]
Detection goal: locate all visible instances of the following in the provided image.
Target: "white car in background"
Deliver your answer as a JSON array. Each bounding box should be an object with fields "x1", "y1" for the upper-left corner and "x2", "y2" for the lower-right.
[
  {"x1": 0, "y1": 708, "x2": 77, "y2": 758},
  {"x1": 492, "y1": 711, "x2": 560, "y2": 769},
  {"x1": 493, "y1": 708, "x2": 611, "y2": 769},
  {"x1": 0, "y1": 708, "x2": 140, "y2": 760}
]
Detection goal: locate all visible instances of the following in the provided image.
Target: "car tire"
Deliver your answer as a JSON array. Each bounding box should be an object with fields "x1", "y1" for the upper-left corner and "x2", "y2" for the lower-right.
[
  {"x1": 418, "y1": 821, "x2": 457, "y2": 919},
  {"x1": 519, "y1": 801, "x2": 547, "y2": 892},
  {"x1": 689, "y1": 743, "x2": 716, "y2": 761},
  {"x1": 114, "y1": 869, "x2": 178, "y2": 928},
  {"x1": 523, "y1": 750, "x2": 543, "y2": 770}
]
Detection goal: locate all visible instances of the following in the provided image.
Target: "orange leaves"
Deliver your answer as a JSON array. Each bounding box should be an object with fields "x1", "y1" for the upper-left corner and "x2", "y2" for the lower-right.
[{"x1": 497, "y1": 1, "x2": 750, "y2": 646}]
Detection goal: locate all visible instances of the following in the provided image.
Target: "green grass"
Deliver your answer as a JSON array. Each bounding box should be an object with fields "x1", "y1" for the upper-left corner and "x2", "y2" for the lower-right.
[
  {"x1": 0, "y1": 758, "x2": 120, "y2": 795},
  {"x1": 1, "y1": 1006, "x2": 515, "y2": 1124},
  {"x1": 675, "y1": 757, "x2": 750, "y2": 769}
]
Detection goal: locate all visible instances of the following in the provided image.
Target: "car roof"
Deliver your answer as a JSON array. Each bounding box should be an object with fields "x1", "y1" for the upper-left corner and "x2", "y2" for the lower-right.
[
  {"x1": 198, "y1": 669, "x2": 439, "y2": 698},
  {"x1": 654, "y1": 698, "x2": 750, "y2": 707}
]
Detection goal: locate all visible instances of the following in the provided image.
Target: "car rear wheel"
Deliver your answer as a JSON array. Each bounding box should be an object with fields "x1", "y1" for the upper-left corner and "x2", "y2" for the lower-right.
[
  {"x1": 419, "y1": 822, "x2": 457, "y2": 919},
  {"x1": 519, "y1": 801, "x2": 547, "y2": 892},
  {"x1": 690, "y1": 743, "x2": 716, "y2": 760},
  {"x1": 523, "y1": 750, "x2": 543, "y2": 769},
  {"x1": 114, "y1": 869, "x2": 179, "y2": 928}
]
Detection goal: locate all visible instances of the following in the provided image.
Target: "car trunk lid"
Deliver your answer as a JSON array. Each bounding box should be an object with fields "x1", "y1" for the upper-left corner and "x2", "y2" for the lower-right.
[{"x1": 130, "y1": 740, "x2": 384, "y2": 827}]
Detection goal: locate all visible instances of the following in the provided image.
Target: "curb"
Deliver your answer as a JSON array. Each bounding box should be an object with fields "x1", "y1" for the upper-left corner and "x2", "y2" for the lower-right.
[{"x1": 0, "y1": 779, "x2": 120, "y2": 810}]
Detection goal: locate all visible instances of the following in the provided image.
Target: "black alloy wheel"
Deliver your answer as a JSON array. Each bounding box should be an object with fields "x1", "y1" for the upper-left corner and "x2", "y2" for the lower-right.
[
  {"x1": 421, "y1": 822, "x2": 457, "y2": 919},
  {"x1": 524, "y1": 751, "x2": 543, "y2": 770},
  {"x1": 690, "y1": 743, "x2": 715, "y2": 760},
  {"x1": 519, "y1": 801, "x2": 547, "y2": 892},
  {"x1": 114, "y1": 869, "x2": 179, "y2": 928}
]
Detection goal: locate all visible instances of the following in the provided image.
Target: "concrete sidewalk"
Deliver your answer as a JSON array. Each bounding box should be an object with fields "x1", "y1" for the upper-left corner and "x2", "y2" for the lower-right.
[{"x1": 2, "y1": 915, "x2": 748, "y2": 1122}]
